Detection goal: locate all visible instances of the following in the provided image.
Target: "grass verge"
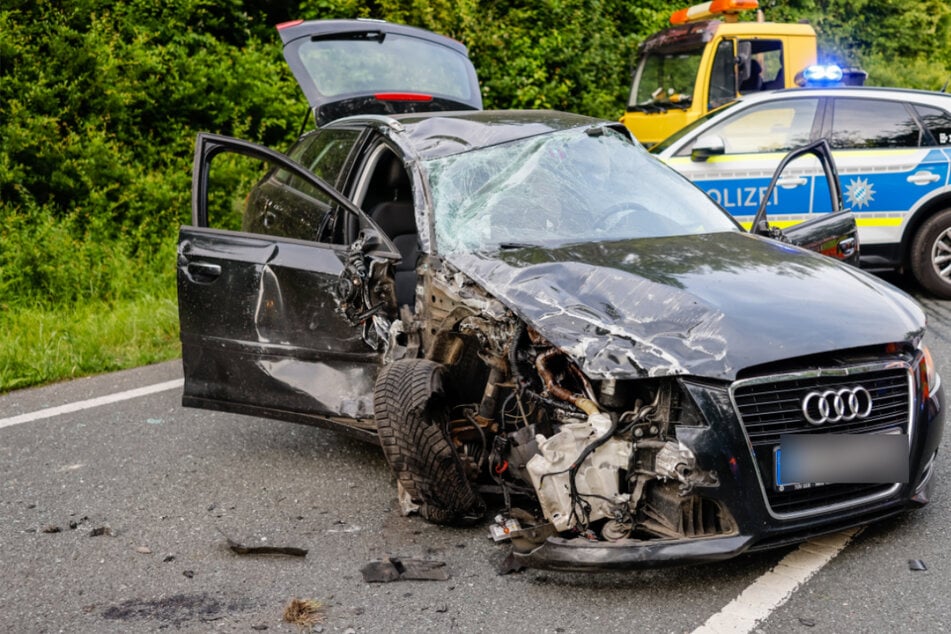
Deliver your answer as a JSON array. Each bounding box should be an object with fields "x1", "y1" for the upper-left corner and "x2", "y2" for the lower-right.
[{"x1": 0, "y1": 292, "x2": 180, "y2": 393}]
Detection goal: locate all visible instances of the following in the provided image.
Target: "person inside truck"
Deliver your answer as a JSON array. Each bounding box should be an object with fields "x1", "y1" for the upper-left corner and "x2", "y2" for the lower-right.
[{"x1": 740, "y1": 59, "x2": 763, "y2": 93}]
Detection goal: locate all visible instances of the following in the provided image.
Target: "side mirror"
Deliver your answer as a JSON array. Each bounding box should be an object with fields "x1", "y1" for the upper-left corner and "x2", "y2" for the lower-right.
[{"x1": 690, "y1": 135, "x2": 726, "y2": 162}]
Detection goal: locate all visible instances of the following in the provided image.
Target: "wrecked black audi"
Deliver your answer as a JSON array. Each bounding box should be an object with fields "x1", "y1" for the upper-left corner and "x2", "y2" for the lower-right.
[{"x1": 178, "y1": 19, "x2": 944, "y2": 571}]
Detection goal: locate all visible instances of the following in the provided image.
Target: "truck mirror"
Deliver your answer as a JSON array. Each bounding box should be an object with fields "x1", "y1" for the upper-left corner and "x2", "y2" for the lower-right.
[{"x1": 690, "y1": 135, "x2": 725, "y2": 162}]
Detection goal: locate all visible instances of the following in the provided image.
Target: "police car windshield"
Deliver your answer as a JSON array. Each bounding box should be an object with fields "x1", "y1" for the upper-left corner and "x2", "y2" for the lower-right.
[{"x1": 425, "y1": 127, "x2": 738, "y2": 254}]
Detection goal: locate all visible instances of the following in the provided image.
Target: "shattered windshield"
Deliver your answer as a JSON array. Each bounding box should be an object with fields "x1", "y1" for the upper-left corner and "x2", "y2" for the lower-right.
[{"x1": 425, "y1": 127, "x2": 738, "y2": 254}]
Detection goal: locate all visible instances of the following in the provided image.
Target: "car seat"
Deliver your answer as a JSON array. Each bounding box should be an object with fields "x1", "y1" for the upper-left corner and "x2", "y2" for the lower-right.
[{"x1": 367, "y1": 159, "x2": 418, "y2": 308}]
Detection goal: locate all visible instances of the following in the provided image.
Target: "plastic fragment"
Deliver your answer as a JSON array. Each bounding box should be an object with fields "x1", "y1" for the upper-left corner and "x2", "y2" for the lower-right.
[
  {"x1": 360, "y1": 557, "x2": 449, "y2": 582},
  {"x1": 489, "y1": 515, "x2": 522, "y2": 542}
]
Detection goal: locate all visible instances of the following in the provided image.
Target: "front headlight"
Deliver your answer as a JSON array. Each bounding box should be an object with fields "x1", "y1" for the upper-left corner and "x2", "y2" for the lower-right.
[{"x1": 918, "y1": 344, "x2": 938, "y2": 400}]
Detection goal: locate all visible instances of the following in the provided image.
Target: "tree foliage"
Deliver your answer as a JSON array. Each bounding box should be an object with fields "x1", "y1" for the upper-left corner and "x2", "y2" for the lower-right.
[
  {"x1": 762, "y1": 0, "x2": 951, "y2": 88},
  {"x1": 2, "y1": 0, "x2": 950, "y2": 309}
]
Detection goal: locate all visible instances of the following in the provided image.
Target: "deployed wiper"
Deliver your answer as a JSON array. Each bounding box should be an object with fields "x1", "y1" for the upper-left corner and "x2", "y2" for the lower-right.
[
  {"x1": 628, "y1": 103, "x2": 668, "y2": 113},
  {"x1": 498, "y1": 242, "x2": 542, "y2": 250}
]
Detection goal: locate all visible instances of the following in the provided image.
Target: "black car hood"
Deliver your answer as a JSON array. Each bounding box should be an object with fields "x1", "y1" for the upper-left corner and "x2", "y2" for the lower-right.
[{"x1": 447, "y1": 232, "x2": 925, "y2": 380}]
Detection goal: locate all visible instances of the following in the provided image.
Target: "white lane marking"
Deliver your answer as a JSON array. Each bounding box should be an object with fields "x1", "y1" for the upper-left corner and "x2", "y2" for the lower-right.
[
  {"x1": 0, "y1": 379, "x2": 184, "y2": 429},
  {"x1": 693, "y1": 527, "x2": 861, "y2": 634}
]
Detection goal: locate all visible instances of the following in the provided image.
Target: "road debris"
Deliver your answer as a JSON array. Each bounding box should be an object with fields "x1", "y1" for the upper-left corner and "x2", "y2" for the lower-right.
[
  {"x1": 41, "y1": 525, "x2": 61, "y2": 533},
  {"x1": 222, "y1": 533, "x2": 308, "y2": 557},
  {"x1": 135, "y1": 546, "x2": 152, "y2": 554},
  {"x1": 229, "y1": 540, "x2": 308, "y2": 557},
  {"x1": 908, "y1": 559, "x2": 928, "y2": 571},
  {"x1": 496, "y1": 552, "x2": 527, "y2": 575},
  {"x1": 359, "y1": 557, "x2": 449, "y2": 583},
  {"x1": 89, "y1": 526, "x2": 115, "y2": 537},
  {"x1": 68, "y1": 516, "x2": 88, "y2": 530},
  {"x1": 283, "y1": 597, "x2": 325, "y2": 630}
]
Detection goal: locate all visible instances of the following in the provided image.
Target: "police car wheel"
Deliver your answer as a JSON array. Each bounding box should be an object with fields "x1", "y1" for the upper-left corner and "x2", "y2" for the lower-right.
[{"x1": 911, "y1": 208, "x2": 951, "y2": 299}]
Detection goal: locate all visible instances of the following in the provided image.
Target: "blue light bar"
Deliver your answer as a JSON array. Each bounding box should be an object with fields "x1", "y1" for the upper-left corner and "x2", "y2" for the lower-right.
[{"x1": 802, "y1": 64, "x2": 844, "y2": 84}]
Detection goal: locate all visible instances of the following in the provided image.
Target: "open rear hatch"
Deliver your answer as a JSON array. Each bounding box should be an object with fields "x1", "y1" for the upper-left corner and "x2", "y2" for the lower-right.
[{"x1": 278, "y1": 19, "x2": 483, "y2": 127}]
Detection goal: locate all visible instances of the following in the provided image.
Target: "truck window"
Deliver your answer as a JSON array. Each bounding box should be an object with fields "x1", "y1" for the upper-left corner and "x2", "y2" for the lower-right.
[
  {"x1": 632, "y1": 50, "x2": 703, "y2": 106},
  {"x1": 830, "y1": 99, "x2": 922, "y2": 148},
  {"x1": 708, "y1": 41, "x2": 735, "y2": 109},
  {"x1": 743, "y1": 40, "x2": 785, "y2": 92}
]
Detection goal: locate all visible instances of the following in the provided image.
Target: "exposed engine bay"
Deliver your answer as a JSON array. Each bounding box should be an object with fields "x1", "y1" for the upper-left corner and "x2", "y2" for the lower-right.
[{"x1": 352, "y1": 252, "x2": 735, "y2": 556}]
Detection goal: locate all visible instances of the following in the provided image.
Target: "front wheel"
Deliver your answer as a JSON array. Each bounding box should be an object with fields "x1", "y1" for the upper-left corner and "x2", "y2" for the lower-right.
[
  {"x1": 910, "y1": 208, "x2": 951, "y2": 299},
  {"x1": 373, "y1": 359, "x2": 485, "y2": 525}
]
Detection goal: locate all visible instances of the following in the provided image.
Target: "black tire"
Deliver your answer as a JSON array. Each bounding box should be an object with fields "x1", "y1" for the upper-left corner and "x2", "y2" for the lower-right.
[
  {"x1": 374, "y1": 359, "x2": 485, "y2": 525},
  {"x1": 910, "y1": 208, "x2": 951, "y2": 299}
]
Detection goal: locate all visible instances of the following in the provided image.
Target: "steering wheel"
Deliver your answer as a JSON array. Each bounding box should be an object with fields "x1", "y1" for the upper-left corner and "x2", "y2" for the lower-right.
[{"x1": 598, "y1": 201, "x2": 653, "y2": 232}]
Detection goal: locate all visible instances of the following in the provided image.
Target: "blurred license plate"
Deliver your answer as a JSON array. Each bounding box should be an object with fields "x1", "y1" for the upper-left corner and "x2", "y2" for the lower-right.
[
  {"x1": 773, "y1": 446, "x2": 821, "y2": 492},
  {"x1": 774, "y1": 430, "x2": 908, "y2": 491}
]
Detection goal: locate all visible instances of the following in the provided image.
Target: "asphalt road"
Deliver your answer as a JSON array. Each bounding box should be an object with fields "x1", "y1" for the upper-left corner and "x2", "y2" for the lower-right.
[{"x1": 1, "y1": 272, "x2": 949, "y2": 634}]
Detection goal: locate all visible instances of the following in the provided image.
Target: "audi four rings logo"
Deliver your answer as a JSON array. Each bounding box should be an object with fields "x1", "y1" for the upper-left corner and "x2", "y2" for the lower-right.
[{"x1": 801, "y1": 386, "x2": 873, "y2": 425}]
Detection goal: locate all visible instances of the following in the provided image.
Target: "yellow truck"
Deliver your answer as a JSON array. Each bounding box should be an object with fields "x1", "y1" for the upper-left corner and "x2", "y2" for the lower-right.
[{"x1": 621, "y1": 0, "x2": 822, "y2": 146}]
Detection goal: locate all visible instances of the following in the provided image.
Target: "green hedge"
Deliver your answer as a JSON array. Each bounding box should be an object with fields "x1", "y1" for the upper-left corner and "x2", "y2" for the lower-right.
[{"x1": 1, "y1": 0, "x2": 949, "y2": 311}]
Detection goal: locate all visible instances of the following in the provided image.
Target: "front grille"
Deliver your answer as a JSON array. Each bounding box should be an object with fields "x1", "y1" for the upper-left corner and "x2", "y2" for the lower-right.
[{"x1": 732, "y1": 365, "x2": 911, "y2": 517}]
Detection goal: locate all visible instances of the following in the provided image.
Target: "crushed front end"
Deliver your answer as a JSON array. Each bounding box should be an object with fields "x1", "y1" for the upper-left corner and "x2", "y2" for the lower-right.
[
  {"x1": 504, "y1": 342, "x2": 941, "y2": 571},
  {"x1": 397, "y1": 262, "x2": 944, "y2": 571}
]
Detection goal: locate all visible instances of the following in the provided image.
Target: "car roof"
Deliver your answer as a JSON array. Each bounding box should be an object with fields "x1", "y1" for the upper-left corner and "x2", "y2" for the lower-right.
[
  {"x1": 327, "y1": 109, "x2": 608, "y2": 160},
  {"x1": 652, "y1": 86, "x2": 951, "y2": 156},
  {"x1": 734, "y1": 85, "x2": 951, "y2": 106}
]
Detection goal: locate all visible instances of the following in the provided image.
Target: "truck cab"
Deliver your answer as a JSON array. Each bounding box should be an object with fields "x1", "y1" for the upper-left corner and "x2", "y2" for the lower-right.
[{"x1": 621, "y1": 0, "x2": 817, "y2": 146}]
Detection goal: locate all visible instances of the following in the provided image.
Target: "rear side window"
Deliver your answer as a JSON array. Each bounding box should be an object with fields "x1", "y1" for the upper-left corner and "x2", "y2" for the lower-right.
[
  {"x1": 914, "y1": 105, "x2": 951, "y2": 146},
  {"x1": 280, "y1": 128, "x2": 361, "y2": 199},
  {"x1": 830, "y1": 98, "x2": 922, "y2": 148}
]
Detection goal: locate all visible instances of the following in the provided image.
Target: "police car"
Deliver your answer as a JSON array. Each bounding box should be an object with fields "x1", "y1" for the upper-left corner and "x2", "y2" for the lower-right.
[{"x1": 651, "y1": 84, "x2": 951, "y2": 297}]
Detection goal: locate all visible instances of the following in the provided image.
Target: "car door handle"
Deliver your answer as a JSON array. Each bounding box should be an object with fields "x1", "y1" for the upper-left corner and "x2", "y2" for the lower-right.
[
  {"x1": 186, "y1": 261, "x2": 222, "y2": 281},
  {"x1": 838, "y1": 236, "x2": 857, "y2": 259},
  {"x1": 907, "y1": 170, "x2": 940, "y2": 185},
  {"x1": 777, "y1": 176, "x2": 807, "y2": 188}
]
